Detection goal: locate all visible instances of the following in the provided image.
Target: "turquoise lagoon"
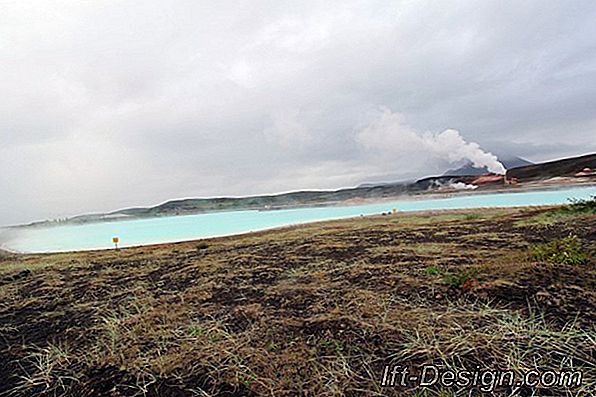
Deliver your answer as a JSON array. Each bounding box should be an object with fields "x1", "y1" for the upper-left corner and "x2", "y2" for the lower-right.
[{"x1": 3, "y1": 186, "x2": 595, "y2": 253}]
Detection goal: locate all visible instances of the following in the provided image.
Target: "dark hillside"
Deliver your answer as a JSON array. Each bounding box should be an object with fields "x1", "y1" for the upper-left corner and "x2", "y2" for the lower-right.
[{"x1": 506, "y1": 153, "x2": 596, "y2": 182}]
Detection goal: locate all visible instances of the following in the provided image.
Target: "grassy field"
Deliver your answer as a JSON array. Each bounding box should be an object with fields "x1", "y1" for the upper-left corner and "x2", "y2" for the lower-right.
[{"x1": 0, "y1": 203, "x2": 594, "y2": 396}]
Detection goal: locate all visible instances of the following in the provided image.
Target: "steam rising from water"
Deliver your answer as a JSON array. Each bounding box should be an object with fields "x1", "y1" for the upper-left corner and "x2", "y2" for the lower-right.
[
  {"x1": 357, "y1": 109, "x2": 507, "y2": 175},
  {"x1": 450, "y1": 182, "x2": 479, "y2": 190},
  {"x1": 0, "y1": 228, "x2": 18, "y2": 252},
  {"x1": 428, "y1": 180, "x2": 479, "y2": 191}
]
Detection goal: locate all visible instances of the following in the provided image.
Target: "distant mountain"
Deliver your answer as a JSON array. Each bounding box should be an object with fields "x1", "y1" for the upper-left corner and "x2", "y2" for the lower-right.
[
  {"x1": 443, "y1": 156, "x2": 533, "y2": 176},
  {"x1": 442, "y1": 163, "x2": 488, "y2": 176},
  {"x1": 502, "y1": 156, "x2": 534, "y2": 169}
]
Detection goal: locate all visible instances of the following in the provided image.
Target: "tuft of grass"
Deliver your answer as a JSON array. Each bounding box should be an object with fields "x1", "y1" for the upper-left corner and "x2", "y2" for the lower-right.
[
  {"x1": 530, "y1": 235, "x2": 588, "y2": 265},
  {"x1": 318, "y1": 338, "x2": 345, "y2": 355},
  {"x1": 424, "y1": 265, "x2": 442, "y2": 276},
  {"x1": 515, "y1": 196, "x2": 596, "y2": 226},
  {"x1": 13, "y1": 343, "x2": 80, "y2": 396},
  {"x1": 187, "y1": 324, "x2": 206, "y2": 337},
  {"x1": 443, "y1": 268, "x2": 478, "y2": 289},
  {"x1": 196, "y1": 241, "x2": 209, "y2": 251},
  {"x1": 464, "y1": 213, "x2": 481, "y2": 220},
  {"x1": 396, "y1": 301, "x2": 596, "y2": 396},
  {"x1": 562, "y1": 196, "x2": 596, "y2": 215}
]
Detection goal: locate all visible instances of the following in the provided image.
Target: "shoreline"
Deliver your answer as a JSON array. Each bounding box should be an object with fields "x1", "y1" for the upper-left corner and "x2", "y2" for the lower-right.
[
  {"x1": 1, "y1": 204, "x2": 563, "y2": 256},
  {"x1": 3, "y1": 182, "x2": 594, "y2": 255},
  {"x1": 6, "y1": 179, "x2": 596, "y2": 231}
]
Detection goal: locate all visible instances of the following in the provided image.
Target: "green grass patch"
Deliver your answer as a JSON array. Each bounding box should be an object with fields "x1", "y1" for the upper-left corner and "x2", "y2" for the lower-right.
[
  {"x1": 424, "y1": 265, "x2": 442, "y2": 276},
  {"x1": 443, "y1": 268, "x2": 478, "y2": 289},
  {"x1": 187, "y1": 324, "x2": 207, "y2": 337},
  {"x1": 516, "y1": 196, "x2": 596, "y2": 226},
  {"x1": 318, "y1": 338, "x2": 344, "y2": 355},
  {"x1": 195, "y1": 241, "x2": 209, "y2": 251},
  {"x1": 560, "y1": 196, "x2": 596, "y2": 215},
  {"x1": 464, "y1": 213, "x2": 482, "y2": 220},
  {"x1": 530, "y1": 235, "x2": 588, "y2": 265}
]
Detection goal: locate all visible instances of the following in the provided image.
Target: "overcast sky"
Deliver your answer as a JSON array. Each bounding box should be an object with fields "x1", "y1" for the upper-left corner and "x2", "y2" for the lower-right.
[{"x1": 2, "y1": 0, "x2": 596, "y2": 225}]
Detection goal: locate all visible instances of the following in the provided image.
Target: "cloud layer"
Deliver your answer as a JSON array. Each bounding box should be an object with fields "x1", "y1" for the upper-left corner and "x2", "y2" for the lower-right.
[{"x1": 2, "y1": 0, "x2": 596, "y2": 224}]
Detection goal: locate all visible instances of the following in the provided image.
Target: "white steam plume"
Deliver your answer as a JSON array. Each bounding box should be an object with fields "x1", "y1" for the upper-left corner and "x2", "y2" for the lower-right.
[
  {"x1": 428, "y1": 129, "x2": 506, "y2": 174},
  {"x1": 357, "y1": 109, "x2": 506, "y2": 175},
  {"x1": 449, "y1": 182, "x2": 478, "y2": 190}
]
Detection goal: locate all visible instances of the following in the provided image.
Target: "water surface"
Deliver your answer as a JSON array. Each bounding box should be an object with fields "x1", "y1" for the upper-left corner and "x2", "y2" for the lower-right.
[{"x1": 3, "y1": 186, "x2": 594, "y2": 253}]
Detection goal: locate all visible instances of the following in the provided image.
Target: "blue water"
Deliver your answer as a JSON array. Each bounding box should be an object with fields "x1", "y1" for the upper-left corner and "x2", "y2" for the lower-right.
[{"x1": 3, "y1": 186, "x2": 595, "y2": 253}]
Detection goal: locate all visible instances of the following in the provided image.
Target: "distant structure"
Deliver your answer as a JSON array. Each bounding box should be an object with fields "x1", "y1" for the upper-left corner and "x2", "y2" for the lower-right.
[{"x1": 575, "y1": 167, "x2": 595, "y2": 177}]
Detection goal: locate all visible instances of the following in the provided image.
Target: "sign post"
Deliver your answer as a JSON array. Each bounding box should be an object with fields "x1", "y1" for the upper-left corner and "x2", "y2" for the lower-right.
[{"x1": 112, "y1": 237, "x2": 120, "y2": 249}]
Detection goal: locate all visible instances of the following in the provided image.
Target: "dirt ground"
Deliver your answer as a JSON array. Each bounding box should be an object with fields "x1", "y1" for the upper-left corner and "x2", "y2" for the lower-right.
[{"x1": 0, "y1": 205, "x2": 594, "y2": 396}]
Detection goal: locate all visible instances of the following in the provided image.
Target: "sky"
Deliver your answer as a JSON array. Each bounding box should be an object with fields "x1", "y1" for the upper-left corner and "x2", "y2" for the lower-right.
[{"x1": 2, "y1": 0, "x2": 596, "y2": 225}]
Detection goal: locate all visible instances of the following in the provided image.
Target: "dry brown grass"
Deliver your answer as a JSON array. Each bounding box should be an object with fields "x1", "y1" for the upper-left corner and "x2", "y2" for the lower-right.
[{"x1": 0, "y1": 206, "x2": 594, "y2": 396}]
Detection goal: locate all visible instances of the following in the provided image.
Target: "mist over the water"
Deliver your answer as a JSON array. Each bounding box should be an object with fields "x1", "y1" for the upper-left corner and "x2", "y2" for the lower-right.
[{"x1": 0, "y1": 228, "x2": 18, "y2": 252}]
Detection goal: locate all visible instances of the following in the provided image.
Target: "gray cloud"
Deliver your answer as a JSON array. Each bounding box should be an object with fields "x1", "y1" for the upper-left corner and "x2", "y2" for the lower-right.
[{"x1": 2, "y1": 0, "x2": 596, "y2": 225}]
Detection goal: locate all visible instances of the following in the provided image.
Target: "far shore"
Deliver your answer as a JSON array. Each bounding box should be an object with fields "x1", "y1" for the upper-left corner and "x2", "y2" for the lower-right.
[{"x1": 5, "y1": 178, "x2": 596, "y2": 231}]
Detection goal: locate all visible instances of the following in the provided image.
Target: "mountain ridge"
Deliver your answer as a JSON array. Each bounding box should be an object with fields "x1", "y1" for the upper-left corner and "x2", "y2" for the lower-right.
[
  {"x1": 442, "y1": 156, "x2": 533, "y2": 177},
  {"x1": 14, "y1": 153, "x2": 596, "y2": 227}
]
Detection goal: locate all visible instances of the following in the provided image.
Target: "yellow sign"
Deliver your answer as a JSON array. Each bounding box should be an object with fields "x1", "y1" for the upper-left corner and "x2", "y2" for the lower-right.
[{"x1": 112, "y1": 237, "x2": 119, "y2": 244}]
